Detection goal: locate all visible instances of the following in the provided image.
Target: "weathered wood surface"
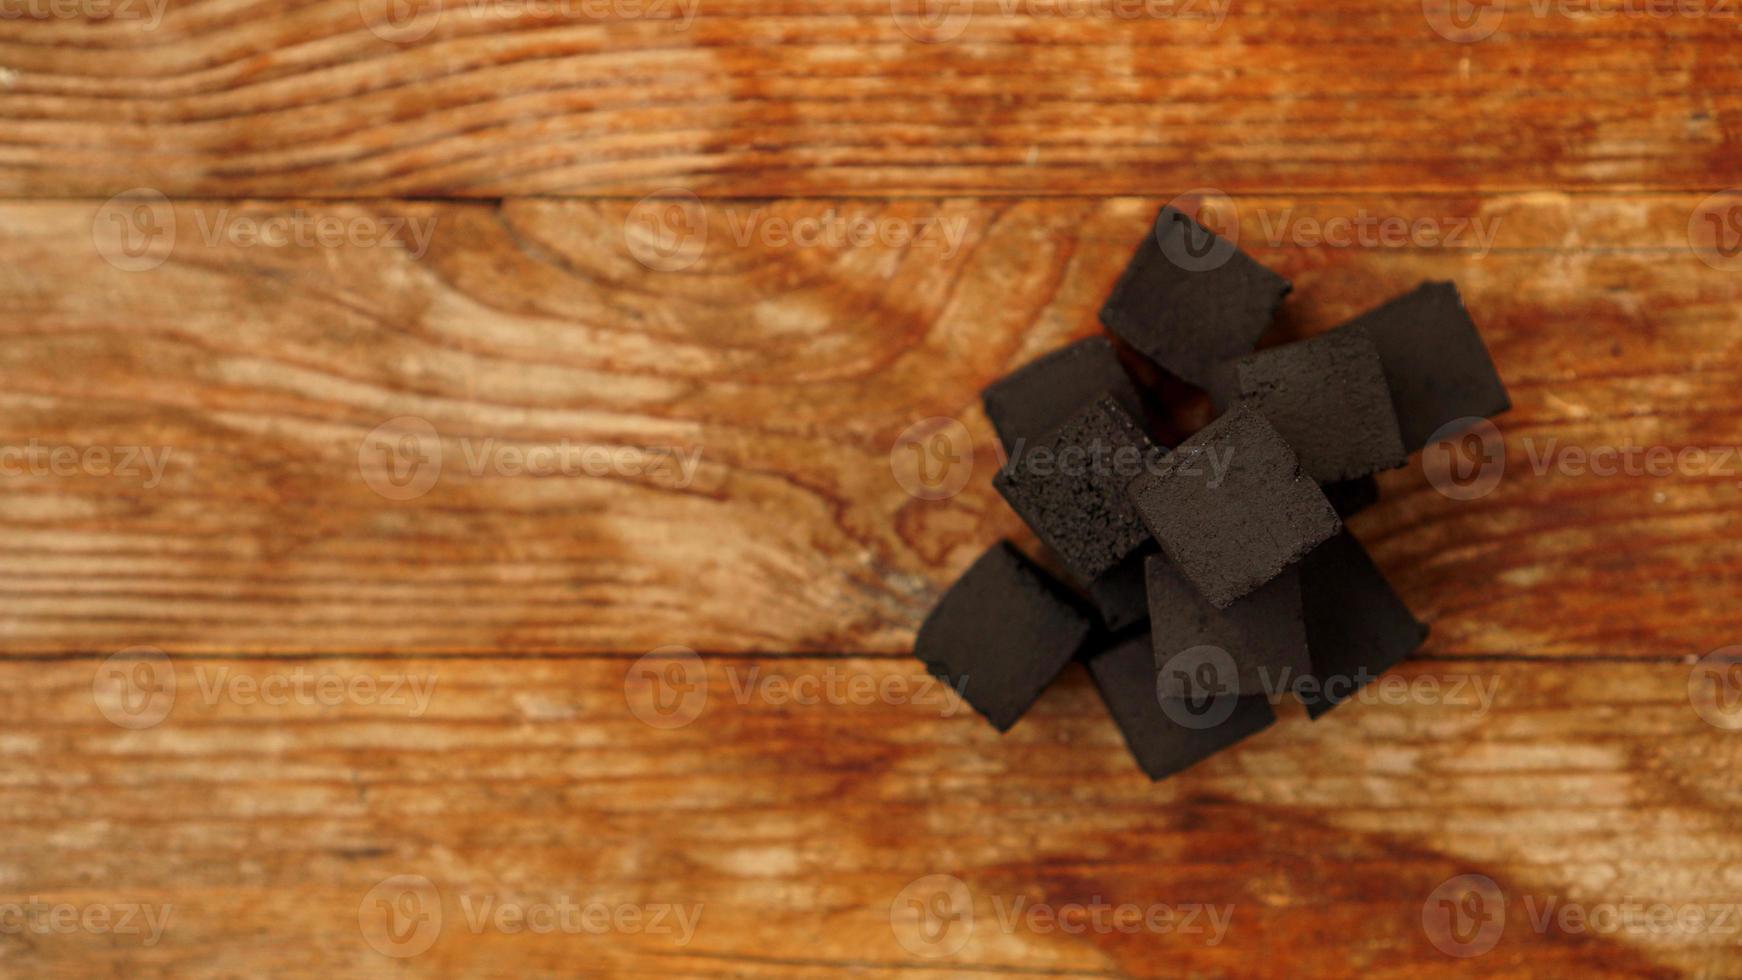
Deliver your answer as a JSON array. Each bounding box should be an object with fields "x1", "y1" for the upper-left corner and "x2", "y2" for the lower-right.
[
  {"x1": 6, "y1": 655, "x2": 1740, "y2": 978},
  {"x1": 5, "y1": 2, "x2": 1742, "y2": 973},
  {"x1": 0, "y1": 194, "x2": 1738, "y2": 657},
  {"x1": 0, "y1": 0, "x2": 1737, "y2": 196}
]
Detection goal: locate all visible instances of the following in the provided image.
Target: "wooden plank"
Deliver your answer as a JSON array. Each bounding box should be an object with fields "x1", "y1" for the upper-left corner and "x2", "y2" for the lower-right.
[
  {"x1": 1, "y1": 193, "x2": 1739, "y2": 656},
  {"x1": 4, "y1": 655, "x2": 1738, "y2": 976},
  {"x1": 0, "y1": 1, "x2": 1737, "y2": 196}
]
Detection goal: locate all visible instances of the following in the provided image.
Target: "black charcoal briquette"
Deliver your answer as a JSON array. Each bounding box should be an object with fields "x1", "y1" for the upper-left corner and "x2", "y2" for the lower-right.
[
  {"x1": 1086, "y1": 546, "x2": 1156, "y2": 633},
  {"x1": 1323, "y1": 475, "x2": 1380, "y2": 518},
  {"x1": 1296, "y1": 530, "x2": 1430, "y2": 719},
  {"x1": 1127, "y1": 405, "x2": 1340, "y2": 608},
  {"x1": 915, "y1": 542, "x2": 1093, "y2": 732},
  {"x1": 1099, "y1": 207, "x2": 1291, "y2": 389},
  {"x1": 1334, "y1": 281, "x2": 1510, "y2": 451},
  {"x1": 993, "y1": 397, "x2": 1164, "y2": 585},
  {"x1": 1149, "y1": 556, "x2": 1311, "y2": 698},
  {"x1": 1084, "y1": 631, "x2": 1275, "y2": 781},
  {"x1": 981, "y1": 337, "x2": 1145, "y2": 455},
  {"x1": 1232, "y1": 330, "x2": 1407, "y2": 483}
]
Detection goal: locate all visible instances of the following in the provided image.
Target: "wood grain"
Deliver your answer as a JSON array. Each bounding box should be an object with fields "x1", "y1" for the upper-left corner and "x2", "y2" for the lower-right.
[
  {"x1": 2, "y1": 0, "x2": 1739, "y2": 974},
  {"x1": 6, "y1": 655, "x2": 1739, "y2": 977},
  {"x1": 0, "y1": 0, "x2": 1738, "y2": 196},
  {"x1": 0, "y1": 194, "x2": 1738, "y2": 657}
]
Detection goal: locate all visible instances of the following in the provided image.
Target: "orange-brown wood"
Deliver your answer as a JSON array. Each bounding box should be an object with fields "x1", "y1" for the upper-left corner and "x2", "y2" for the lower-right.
[
  {"x1": 4, "y1": 4, "x2": 1742, "y2": 974},
  {"x1": 0, "y1": 1, "x2": 1737, "y2": 196},
  {"x1": 7, "y1": 655, "x2": 1740, "y2": 978},
  {"x1": 0, "y1": 195, "x2": 1738, "y2": 657}
]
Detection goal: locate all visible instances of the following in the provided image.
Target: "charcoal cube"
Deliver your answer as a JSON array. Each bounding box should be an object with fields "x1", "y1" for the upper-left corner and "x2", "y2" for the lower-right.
[
  {"x1": 1127, "y1": 405, "x2": 1341, "y2": 608},
  {"x1": 1231, "y1": 330, "x2": 1407, "y2": 483},
  {"x1": 1085, "y1": 631, "x2": 1275, "y2": 780},
  {"x1": 915, "y1": 542, "x2": 1093, "y2": 732},
  {"x1": 1086, "y1": 546, "x2": 1156, "y2": 633},
  {"x1": 1334, "y1": 281, "x2": 1510, "y2": 451},
  {"x1": 1323, "y1": 475, "x2": 1380, "y2": 518},
  {"x1": 1149, "y1": 557, "x2": 1310, "y2": 698},
  {"x1": 1297, "y1": 530, "x2": 1430, "y2": 719},
  {"x1": 1099, "y1": 206, "x2": 1292, "y2": 389},
  {"x1": 981, "y1": 337, "x2": 1145, "y2": 455},
  {"x1": 994, "y1": 397, "x2": 1164, "y2": 585}
]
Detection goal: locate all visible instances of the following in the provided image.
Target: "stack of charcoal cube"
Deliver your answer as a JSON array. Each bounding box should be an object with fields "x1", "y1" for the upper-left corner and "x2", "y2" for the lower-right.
[{"x1": 915, "y1": 206, "x2": 1510, "y2": 779}]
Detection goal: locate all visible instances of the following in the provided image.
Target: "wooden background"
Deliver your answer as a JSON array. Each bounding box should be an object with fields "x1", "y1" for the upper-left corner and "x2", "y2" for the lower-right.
[{"x1": 3, "y1": 0, "x2": 1741, "y2": 975}]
